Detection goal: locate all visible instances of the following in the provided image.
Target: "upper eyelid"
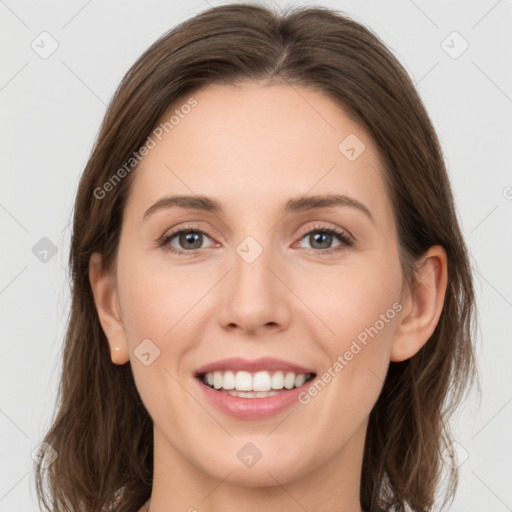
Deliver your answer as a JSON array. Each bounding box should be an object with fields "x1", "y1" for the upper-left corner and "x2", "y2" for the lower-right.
[
  {"x1": 296, "y1": 222, "x2": 352, "y2": 239},
  {"x1": 162, "y1": 223, "x2": 353, "y2": 248},
  {"x1": 163, "y1": 223, "x2": 349, "y2": 238}
]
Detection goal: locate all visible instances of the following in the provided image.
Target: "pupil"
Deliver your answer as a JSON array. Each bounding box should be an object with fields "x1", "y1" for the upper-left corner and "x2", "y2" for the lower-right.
[
  {"x1": 311, "y1": 232, "x2": 331, "y2": 249},
  {"x1": 180, "y1": 231, "x2": 202, "y2": 249}
]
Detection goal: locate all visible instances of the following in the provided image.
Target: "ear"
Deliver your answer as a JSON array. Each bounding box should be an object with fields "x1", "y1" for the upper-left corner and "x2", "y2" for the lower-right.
[
  {"x1": 89, "y1": 252, "x2": 130, "y2": 365},
  {"x1": 391, "y1": 245, "x2": 448, "y2": 362}
]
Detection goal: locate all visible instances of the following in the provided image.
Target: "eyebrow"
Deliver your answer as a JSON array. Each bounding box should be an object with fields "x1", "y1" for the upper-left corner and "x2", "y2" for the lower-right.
[{"x1": 142, "y1": 193, "x2": 374, "y2": 224}]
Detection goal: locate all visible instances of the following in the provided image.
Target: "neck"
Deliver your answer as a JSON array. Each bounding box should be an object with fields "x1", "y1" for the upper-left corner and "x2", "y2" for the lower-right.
[{"x1": 145, "y1": 421, "x2": 367, "y2": 512}]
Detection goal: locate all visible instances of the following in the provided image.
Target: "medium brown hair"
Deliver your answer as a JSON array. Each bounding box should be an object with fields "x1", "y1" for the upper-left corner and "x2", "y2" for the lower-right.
[{"x1": 35, "y1": 3, "x2": 478, "y2": 511}]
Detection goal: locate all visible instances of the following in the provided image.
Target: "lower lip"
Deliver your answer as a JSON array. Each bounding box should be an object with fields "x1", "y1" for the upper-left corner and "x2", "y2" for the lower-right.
[{"x1": 195, "y1": 377, "x2": 314, "y2": 420}]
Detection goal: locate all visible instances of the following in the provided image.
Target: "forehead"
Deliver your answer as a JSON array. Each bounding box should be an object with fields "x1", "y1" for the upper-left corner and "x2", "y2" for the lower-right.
[{"x1": 125, "y1": 81, "x2": 392, "y2": 225}]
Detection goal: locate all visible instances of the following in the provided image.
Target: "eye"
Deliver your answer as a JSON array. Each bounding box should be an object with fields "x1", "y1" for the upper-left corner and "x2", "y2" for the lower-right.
[
  {"x1": 159, "y1": 224, "x2": 217, "y2": 254},
  {"x1": 158, "y1": 223, "x2": 354, "y2": 256},
  {"x1": 295, "y1": 224, "x2": 354, "y2": 254}
]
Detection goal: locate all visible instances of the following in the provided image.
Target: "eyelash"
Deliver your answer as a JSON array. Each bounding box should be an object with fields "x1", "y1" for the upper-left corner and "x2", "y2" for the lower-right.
[{"x1": 158, "y1": 223, "x2": 354, "y2": 256}]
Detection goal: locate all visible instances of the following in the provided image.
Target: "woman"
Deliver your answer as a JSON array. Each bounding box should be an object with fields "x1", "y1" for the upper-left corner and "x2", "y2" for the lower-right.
[{"x1": 34, "y1": 3, "x2": 477, "y2": 511}]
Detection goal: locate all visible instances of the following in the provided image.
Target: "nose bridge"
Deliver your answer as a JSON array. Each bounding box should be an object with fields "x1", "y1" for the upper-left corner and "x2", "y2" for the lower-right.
[{"x1": 218, "y1": 233, "x2": 290, "y2": 333}]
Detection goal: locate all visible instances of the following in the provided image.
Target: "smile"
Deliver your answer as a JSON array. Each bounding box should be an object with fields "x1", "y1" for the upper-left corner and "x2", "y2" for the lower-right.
[
  {"x1": 195, "y1": 375, "x2": 317, "y2": 420},
  {"x1": 199, "y1": 370, "x2": 316, "y2": 397}
]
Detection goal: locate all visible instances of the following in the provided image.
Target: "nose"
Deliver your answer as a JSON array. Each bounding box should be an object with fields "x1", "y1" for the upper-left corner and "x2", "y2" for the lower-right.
[{"x1": 217, "y1": 240, "x2": 292, "y2": 337}]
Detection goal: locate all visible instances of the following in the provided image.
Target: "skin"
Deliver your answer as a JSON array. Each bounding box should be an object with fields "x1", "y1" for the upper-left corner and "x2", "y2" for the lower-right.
[{"x1": 89, "y1": 81, "x2": 448, "y2": 512}]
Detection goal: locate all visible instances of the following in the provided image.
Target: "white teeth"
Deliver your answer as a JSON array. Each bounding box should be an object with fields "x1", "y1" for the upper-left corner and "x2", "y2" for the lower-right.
[
  {"x1": 223, "y1": 370, "x2": 235, "y2": 390},
  {"x1": 253, "y1": 371, "x2": 271, "y2": 391},
  {"x1": 284, "y1": 372, "x2": 295, "y2": 389},
  {"x1": 201, "y1": 370, "x2": 313, "y2": 392},
  {"x1": 235, "y1": 371, "x2": 253, "y2": 391},
  {"x1": 225, "y1": 390, "x2": 281, "y2": 398},
  {"x1": 213, "y1": 371, "x2": 223, "y2": 390},
  {"x1": 271, "y1": 371, "x2": 284, "y2": 389},
  {"x1": 294, "y1": 373, "x2": 306, "y2": 388}
]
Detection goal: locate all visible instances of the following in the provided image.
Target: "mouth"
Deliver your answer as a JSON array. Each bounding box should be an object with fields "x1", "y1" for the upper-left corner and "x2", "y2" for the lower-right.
[
  {"x1": 192, "y1": 356, "x2": 318, "y2": 419},
  {"x1": 196, "y1": 370, "x2": 317, "y2": 398}
]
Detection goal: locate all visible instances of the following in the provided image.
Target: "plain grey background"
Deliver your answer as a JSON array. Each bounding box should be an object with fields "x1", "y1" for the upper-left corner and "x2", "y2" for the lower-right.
[{"x1": 1, "y1": 0, "x2": 511, "y2": 510}]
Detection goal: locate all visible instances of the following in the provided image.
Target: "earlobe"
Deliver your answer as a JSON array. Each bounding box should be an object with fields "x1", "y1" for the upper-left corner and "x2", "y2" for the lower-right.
[
  {"x1": 390, "y1": 246, "x2": 448, "y2": 362},
  {"x1": 89, "y1": 252, "x2": 130, "y2": 365}
]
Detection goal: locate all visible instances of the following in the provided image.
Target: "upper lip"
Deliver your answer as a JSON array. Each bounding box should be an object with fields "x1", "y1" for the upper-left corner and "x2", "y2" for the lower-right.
[{"x1": 194, "y1": 357, "x2": 316, "y2": 376}]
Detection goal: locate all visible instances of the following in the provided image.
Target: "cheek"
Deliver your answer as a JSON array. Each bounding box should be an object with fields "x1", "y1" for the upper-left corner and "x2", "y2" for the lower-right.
[
  {"x1": 118, "y1": 276, "x2": 171, "y2": 340},
  {"x1": 116, "y1": 259, "x2": 198, "y2": 416},
  {"x1": 297, "y1": 253, "x2": 402, "y2": 342},
  {"x1": 298, "y1": 254, "x2": 401, "y2": 396},
  {"x1": 294, "y1": 288, "x2": 399, "y2": 467},
  {"x1": 116, "y1": 244, "x2": 198, "y2": 338},
  {"x1": 116, "y1": 252, "x2": 214, "y2": 404}
]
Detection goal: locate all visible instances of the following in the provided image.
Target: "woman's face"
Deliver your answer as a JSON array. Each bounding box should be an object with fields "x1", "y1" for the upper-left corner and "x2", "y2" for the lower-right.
[{"x1": 110, "y1": 81, "x2": 405, "y2": 487}]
